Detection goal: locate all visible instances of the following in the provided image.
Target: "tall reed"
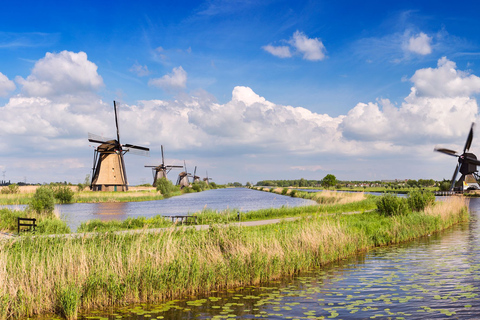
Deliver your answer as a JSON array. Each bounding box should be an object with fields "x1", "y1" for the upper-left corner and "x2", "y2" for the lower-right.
[{"x1": 0, "y1": 197, "x2": 468, "y2": 319}]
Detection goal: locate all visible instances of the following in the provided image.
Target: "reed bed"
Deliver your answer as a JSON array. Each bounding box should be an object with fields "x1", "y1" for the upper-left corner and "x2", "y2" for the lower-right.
[{"x1": 0, "y1": 197, "x2": 468, "y2": 320}]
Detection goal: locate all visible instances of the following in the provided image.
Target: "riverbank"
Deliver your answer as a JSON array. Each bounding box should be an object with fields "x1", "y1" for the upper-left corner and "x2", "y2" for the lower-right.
[{"x1": 0, "y1": 196, "x2": 468, "y2": 319}]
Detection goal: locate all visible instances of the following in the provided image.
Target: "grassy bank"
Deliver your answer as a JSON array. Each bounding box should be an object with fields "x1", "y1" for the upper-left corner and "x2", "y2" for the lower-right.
[{"x1": 0, "y1": 197, "x2": 468, "y2": 319}]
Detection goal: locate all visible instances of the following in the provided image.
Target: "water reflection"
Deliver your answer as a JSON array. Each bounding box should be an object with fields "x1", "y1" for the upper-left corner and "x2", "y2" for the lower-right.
[{"x1": 78, "y1": 198, "x2": 480, "y2": 319}]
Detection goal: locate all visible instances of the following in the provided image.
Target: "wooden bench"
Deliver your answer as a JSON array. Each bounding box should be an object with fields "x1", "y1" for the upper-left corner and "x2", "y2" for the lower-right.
[
  {"x1": 165, "y1": 215, "x2": 197, "y2": 225},
  {"x1": 17, "y1": 218, "x2": 37, "y2": 234}
]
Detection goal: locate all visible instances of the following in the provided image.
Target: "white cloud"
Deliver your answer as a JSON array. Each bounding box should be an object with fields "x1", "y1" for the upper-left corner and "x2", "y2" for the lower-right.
[
  {"x1": 129, "y1": 62, "x2": 150, "y2": 77},
  {"x1": 407, "y1": 32, "x2": 432, "y2": 55},
  {"x1": 262, "y1": 45, "x2": 292, "y2": 58},
  {"x1": 15, "y1": 51, "x2": 103, "y2": 98},
  {"x1": 1, "y1": 52, "x2": 480, "y2": 183},
  {"x1": 290, "y1": 31, "x2": 327, "y2": 61},
  {"x1": 342, "y1": 57, "x2": 479, "y2": 143},
  {"x1": 263, "y1": 31, "x2": 326, "y2": 61},
  {"x1": 0, "y1": 72, "x2": 15, "y2": 96},
  {"x1": 148, "y1": 66, "x2": 187, "y2": 90}
]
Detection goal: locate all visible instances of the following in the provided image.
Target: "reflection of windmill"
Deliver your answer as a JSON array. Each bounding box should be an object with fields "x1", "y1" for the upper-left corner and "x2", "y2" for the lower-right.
[
  {"x1": 176, "y1": 161, "x2": 191, "y2": 188},
  {"x1": 88, "y1": 101, "x2": 150, "y2": 192},
  {"x1": 203, "y1": 171, "x2": 212, "y2": 185},
  {"x1": 144, "y1": 145, "x2": 183, "y2": 186},
  {"x1": 192, "y1": 166, "x2": 200, "y2": 183},
  {"x1": 434, "y1": 122, "x2": 480, "y2": 192}
]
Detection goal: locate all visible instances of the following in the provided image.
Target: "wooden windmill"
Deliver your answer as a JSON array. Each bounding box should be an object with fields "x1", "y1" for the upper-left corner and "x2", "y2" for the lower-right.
[
  {"x1": 144, "y1": 145, "x2": 183, "y2": 186},
  {"x1": 203, "y1": 171, "x2": 213, "y2": 185},
  {"x1": 176, "y1": 161, "x2": 191, "y2": 188},
  {"x1": 192, "y1": 166, "x2": 201, "y2": 183},
  {"x1": 88, "y1": 101, "x2": 150, "y2": 191}
]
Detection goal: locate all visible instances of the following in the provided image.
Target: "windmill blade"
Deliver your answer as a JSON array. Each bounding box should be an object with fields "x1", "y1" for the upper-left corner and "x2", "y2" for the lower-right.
[
  {"x1": 144, "y1": 165, "x2": 158, "y2": 168},
  {"x1": 434, "y1": 147, "x2": 459, "y2": 157},
  {"x1": 161, "y1": 145, "x2": 165, "y2": 166},
  {"x1": 113, "y1": 101, "x2": 121, "y2": 145},
  {"x1": 124, "y1": 144, "x2": 150, "y2": 151},
  {"x1": 88, "y1": 132, "x2": 116, "y2": 145},
  {"x1": 194, "y1": 166, "x2": 197, "y2": 177},
  {"x1": 166, "y1": 165, "x2": 183, "y2": 168},
  {"x1": 464, "y1": 122, "x2": 475, "y2": 153},
  {"x1": 119, "y1": 152, "x2": 128, "y2": 191},
  {"x1": 450, "y1": 163, "x2": 461, "y2": 191},
  {"x1": 123, "y1": 146, "x2": 150, "y2": 157}
]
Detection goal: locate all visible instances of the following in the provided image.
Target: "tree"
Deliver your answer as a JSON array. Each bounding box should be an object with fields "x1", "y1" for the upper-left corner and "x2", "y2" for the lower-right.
[{"x1": 322, "y1": 174, "x2": 337, "y2": 189}]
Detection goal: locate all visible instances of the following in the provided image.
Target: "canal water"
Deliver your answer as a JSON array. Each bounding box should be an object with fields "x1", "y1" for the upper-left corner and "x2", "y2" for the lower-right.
[
  {"x1": 56, "y1": 188, "x2": 316, "y2": 231},
  {"x1": 77, "y1": 197, "x2": 480, "y2": 319}
]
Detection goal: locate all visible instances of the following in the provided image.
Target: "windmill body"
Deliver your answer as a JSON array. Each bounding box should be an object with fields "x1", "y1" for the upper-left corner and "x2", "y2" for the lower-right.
[
  {"x1": 176, "y1": 161, "x2": 191, "y2": 188},
  {"x1": 203, "y1": 171, "x2": 212, "y2": 185},
  {"x1": 193, "y1": 166, "x2": 200, "y2": 183},
  {"x1": 145, "y1": 145, "x2": 182, "y2": 187},
  {"x1": 435, "y1": 123, "x2": 480, "y2": 192},
  {"x1": 89, "y1": 101, "x2": 150, "y2": 192}
]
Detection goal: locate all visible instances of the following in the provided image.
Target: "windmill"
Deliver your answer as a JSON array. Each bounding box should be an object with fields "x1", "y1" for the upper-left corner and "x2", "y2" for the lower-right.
[
  {"x1": 192, "y1": 166, "x2": 201, "y2": 183},
  {"x1": 434, "y1": 122, "x2": 480, "y2": 192},
  {"x1": 88, "y1": 101, "x2": 150, "y2": 192},
  {"x1": 203, "y1": 171, "x2": 212, "y2": 185},
  {"x1": 144, "y1": 145, "x2": 183, "y2": 187},
  {"x1": 176, "y1": 161, "x2": 191, "y2": 188}
]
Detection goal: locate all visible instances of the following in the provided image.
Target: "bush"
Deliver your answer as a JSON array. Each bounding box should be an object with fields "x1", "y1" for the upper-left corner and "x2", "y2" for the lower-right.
[
  {"x1": 210, "y1": 182, "x2": 217, "y2": 189},
  {"x1": 407, "y1": 190, "x2": 435, "y2": 212},
  {"x1": 1, "y1": 184, "x2": 20, "y2": 194},
  {"x1": 269, "y1": 187, "x2": 274, "y2": 192},
  {"x1": 376, "y1": 193, "x2": 409, "y2": 216},
  {"x1": 155, "y1": 177, "x2": 175, "y2": 197},
  {"x1": 192, "y1": 184, "x2": 201, "y2": 192},
  {"x1": 281, "y1": 188, "x2": 288, "y2": 195},
  {"x1": 53, "y1": 186, "x2": 74, "y2": 203},
  {"x1": 182, "y1": 186, "x2": 194, "y2": 193},
  {"x1": 29, "y1": 186, "x2": 55, "y2": 214},
  {"x1": 290, "y1": 189, "x2": 297, "y2": 197}
]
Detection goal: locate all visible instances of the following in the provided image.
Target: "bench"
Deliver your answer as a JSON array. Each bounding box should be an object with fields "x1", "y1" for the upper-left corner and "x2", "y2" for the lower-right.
[
  {"x1": 165, "y1": 215, "x2": 197, "y2": 225},
  {"x1": 17, "y1": 218, "x2": 37, "y2": 234}
]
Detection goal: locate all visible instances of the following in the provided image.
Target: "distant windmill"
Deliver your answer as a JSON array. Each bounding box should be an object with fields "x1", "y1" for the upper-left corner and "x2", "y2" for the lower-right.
[
  {"x1": 203, "y1": 171, "x2": 213, "y2": 185},
  {"x1": 192, "y1": 166, "x2": 201, "y2": 183},
  {"x1": 88, "y1": 101, "x2": 150, "y2": 191},
  {"x1": 176, "y1": 161, "x2": 191, "y2": 188},
  {"x1": 144, "y1": 145, "x2": 183, "y2": 186}
]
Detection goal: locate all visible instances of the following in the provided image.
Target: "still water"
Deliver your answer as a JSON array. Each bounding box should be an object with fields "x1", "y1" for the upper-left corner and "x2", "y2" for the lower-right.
[
  {"x1": 79, "y1": 197, "x2": 480, "y2": 319},
  {"x1": 57, "y1": 188, "x2": 316, "y2": 231}
]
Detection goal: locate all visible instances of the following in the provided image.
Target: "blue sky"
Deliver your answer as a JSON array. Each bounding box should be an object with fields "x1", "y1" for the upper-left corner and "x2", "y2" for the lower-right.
[{"x1": 1, "y1": 0, "x2": 480, "y2": 185}]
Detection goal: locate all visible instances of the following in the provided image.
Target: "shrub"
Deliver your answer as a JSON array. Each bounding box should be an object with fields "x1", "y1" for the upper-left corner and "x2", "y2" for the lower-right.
[
  {"x1": 53, "y1": 185, "x2": 74, "y2": 203},
  {"x1": 407, "y1": 190, "x2": 435, "y2": 212},
  {"x1": 269, "y1": 187, "x2": 274, "y2": 192},
  {"x1": 1, "y1": 183, "x2": 20, "y2": 194},
  {"x1": 376, "y1": 193, "x2": 409, "y2": 216},
  {"x1": 210, "y1": 182, "x2": 217, "y2": 189},
  {"x1": 182, "y1": 186, "x2": 194, "y2": 193},
  {"x1": 281, "y1": 188, "x2": 288, "y2": 195},
  {"x1": 155, "y1": 177, "x2": 175, "y2": 197},
  {"x1": 29, "y1": 186, "x2": 55, "y2": 214},
  {"x1": 192, "y1": 184, "x2": 201, "y2": 192},
  {"x1": 290, "y1": 189, "x2": 297, "y2": 197}
]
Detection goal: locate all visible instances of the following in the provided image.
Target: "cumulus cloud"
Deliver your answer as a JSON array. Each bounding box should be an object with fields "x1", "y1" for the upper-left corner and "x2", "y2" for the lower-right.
[
  {"x1": 407, "y1": 32, "x2": 432, "y2": 55},
  {"x1": 148, "y1": 66, "x2": 187, "y2": 90},
  {"x1": 1, "y1": 51, "x2": 480, "y2": 183},
  {"x1": 0, "y1": 72, "x2": 15, "y2": 96},
  {"x1": 263, "y1": 31, "x2": 326, "y2": 61},
  {"x1": 15, "y1": 51, "x2": 103, "y2": 98},
  {"x1": 290, "y1": 31, "x2": 327, "y2": 61},
  {"x1": 342, "y1": 57, "x2": 479, "y2": 143}
]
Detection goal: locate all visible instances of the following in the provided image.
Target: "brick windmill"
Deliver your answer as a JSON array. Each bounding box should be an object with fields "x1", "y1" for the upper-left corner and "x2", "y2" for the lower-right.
[
  {"x1": 144, "y1": 145, "x2": 183, "y2": 186},
  {"x1": 88, "y1": 101, "x2": 150, "y2": 191}
]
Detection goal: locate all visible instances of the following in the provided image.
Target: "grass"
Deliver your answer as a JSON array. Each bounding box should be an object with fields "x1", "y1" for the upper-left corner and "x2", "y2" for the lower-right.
[
  {"x1": 0, "y1": 196, "x2": 468, "y2": 319},
  {"x1": 0, "y1": 208, "x2": 70, "y2": 234}
]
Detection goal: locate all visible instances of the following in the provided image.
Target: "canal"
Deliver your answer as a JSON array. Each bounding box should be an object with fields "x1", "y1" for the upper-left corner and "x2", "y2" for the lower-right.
[{"x1": 76, "y1": 195, "x2": 480, "y2": 319}]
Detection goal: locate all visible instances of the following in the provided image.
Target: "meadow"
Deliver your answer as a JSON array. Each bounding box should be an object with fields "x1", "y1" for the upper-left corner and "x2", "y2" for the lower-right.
[{"x1": 0, "y1": 195, "x2": 468, "y2": 319}]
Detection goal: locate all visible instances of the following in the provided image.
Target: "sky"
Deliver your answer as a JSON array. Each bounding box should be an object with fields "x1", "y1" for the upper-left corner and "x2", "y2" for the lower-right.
[{"x1": 1, "y1": 0, "x2": 480, "y2": 185}]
